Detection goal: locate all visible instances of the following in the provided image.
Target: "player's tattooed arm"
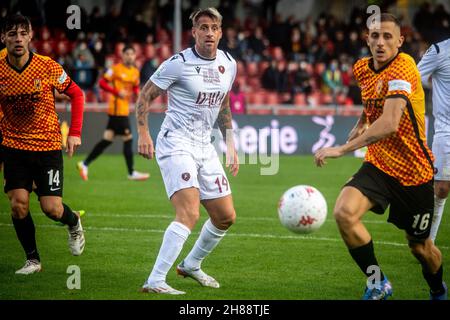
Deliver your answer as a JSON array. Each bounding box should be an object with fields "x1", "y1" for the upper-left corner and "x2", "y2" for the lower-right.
[
  {"x1": 218, "y1": 92, "x2": 239, "y2": 176},
  {"x1": 217, "y1": 92, "x2": 233, "y2": 140},
  {"x1": 136, "y1": 80, "x2": 163, "y2": 130},
  {"x1": 136, "y1": 80, "x2": 163, "y2": 159}
]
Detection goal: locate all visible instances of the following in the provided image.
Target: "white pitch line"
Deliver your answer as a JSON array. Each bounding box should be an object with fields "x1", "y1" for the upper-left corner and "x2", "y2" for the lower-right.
[
  {"x1": 31, "y1": 212, "x2": 391, "y2": 224},
  {"x1": 0, "y1": 223, "x2": 448, "y2": 250},
  {"x1": 1, "y1": 212, "x2": 448, "y2": 226}
]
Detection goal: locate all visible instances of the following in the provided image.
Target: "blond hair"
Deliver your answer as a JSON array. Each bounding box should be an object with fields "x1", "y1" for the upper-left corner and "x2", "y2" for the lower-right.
[{"x1": 189, "y1": 8, "x2": 222, "y2": 26}]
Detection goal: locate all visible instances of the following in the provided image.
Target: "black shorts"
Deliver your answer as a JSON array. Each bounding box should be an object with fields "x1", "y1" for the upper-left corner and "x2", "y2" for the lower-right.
[
  {"x1": 0, "y1": 145, "x2": 4, "y2": 167},
  {"x1": 3, "y1": 147, "x2": 64, "y2": 197},
  {"x1": 106, "y1": 116, "x2": 131, "y2": 136},
  {"x1": 345, "y1": 162, "x2": 434, "y2": 239}
]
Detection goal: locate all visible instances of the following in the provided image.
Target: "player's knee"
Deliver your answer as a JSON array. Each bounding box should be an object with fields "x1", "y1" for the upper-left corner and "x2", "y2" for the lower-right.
[
  {"x1": 217, "y1": 209, "x2": 236, "y2": 229},
  {"x1": 176, "y1": 208, "x2": 200, "y2": 224},
  {"x1": 40, "y1": 201, "x2": 63, "y2": 219},
  {"x1": 408, "y1": 240, "x2": 427, "y2": 259},
  {"x1": 435, "y1": 184, "x2": 450, "y2": 199},
  {"x1": 10, "y1": 198, "x2": 29, "y2": 219},
  {"x1": 333, "y1": 205, "x2": 357, "y2": 228}
]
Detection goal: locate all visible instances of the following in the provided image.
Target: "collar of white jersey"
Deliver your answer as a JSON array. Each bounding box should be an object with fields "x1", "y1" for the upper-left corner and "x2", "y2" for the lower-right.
[{"x1": 191, "y1": 46, "x2": 216, "y2": 61}]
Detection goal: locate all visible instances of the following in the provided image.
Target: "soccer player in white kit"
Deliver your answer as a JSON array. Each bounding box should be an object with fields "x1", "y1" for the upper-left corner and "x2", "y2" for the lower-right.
[
  {"x1": 418, "y1": 38, "x2": 450, "y2": 243},
  {"x1": 136, "y1": 8, "x2": 239, "y2": 295}
]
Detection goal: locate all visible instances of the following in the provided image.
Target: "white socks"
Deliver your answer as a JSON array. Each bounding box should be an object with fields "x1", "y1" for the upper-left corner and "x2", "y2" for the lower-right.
[
  {"x1": 147, "y1": 221, "x2": 191, "y2": 286},
  {"x1": 183, "y1": 219, "x2": 227, "y2": 270},
  {"x1": 431, "y1": 196, "x2": 447, "y2": 242}
]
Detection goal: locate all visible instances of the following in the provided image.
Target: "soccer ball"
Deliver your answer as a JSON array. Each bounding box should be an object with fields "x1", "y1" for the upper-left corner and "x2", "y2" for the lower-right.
[{"x1": 278, "y1": 185, "x2": 327, "y2": 234}]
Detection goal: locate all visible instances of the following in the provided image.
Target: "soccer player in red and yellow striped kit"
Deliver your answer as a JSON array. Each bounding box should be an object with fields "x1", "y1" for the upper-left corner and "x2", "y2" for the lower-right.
[
  {"x1": 0, "y1": 14, "x2": 86, "y2": 274},
  {"x1": 315, "y1": 13, "x2": 446, "y2": 300}
]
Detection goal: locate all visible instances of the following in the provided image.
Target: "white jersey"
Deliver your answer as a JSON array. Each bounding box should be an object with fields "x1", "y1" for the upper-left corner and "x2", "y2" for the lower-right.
[
  {"x1": 150, "y1": 47, "x2": 237, "y2": 145},
  {"x1": 418, "y1": 38, "x2": 450, "y2": 136}
]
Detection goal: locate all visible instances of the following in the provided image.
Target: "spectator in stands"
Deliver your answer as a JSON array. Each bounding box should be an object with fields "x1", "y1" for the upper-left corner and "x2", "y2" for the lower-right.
[
  {"x1": 321, "y1": 59, "x2": 343, "y2": 97},
  {"x1": 219, "y1": 27, "x2": 244, "y2": 61},
  {"x1": 261, "y1": 60, "x2": 278, "y2": 91},
  {"x1": 56, "y1": 41, "x2": 74, "y2": 72},
  {"x1": 288, "y1": 27, "x2": 305, "y2": 62},
  {"x1": 230, "y1": 82, "x2": 246, "y2": 114},
  {"x1": 290, "y1": 61, "x2": 312, "y2": 101},
  {"x1": 244, "y1": 26, "x2": 268, "y2": 62},
  {"x1": 413, "y1": 2, "x2": 434, "y2": 42},
  {"x1": 72, "y1": 53, "x2": 95, "y2": 91},
  {"x1": 72, "y1": 41, "x2": 95, "y2": 67},
  {"x1": 140, "y1": 58, "x2": 158, "y2": 89}
]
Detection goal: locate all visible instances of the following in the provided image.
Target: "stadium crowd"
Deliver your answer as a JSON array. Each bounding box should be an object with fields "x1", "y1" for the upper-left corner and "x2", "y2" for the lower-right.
[{"x1": 1, "y1": 0, "x2": 449, "y2": 110}]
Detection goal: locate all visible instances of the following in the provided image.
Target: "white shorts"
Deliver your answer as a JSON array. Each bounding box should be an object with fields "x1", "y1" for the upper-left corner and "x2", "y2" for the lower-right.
[
  {"x1": 156, "y1": 131, "x2": 231, "y2": 200},
  {"x1": 432, "y1": 134, "x2": 450, "y2": 181}
]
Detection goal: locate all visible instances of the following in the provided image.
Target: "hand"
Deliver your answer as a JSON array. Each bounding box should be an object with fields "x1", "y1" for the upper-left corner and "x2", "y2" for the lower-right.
[
  {"x1": 226, "y1": 146, "x2": 239, "y2": 176},
  {"x1": 66, "y1": 136, "x2": 81, "y2": 158},
  {"x1": 117, "y1": 90, "x2": 127, "y2": 99},
  {"x1": 138, "y1": 132, "x2": 154, "y2": 159},
  {"x1": 314, "y1": 146, "x2": 344, "y2": 167}
]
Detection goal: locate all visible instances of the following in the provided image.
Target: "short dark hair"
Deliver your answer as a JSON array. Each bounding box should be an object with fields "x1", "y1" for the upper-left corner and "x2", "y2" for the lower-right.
[
  {"x1": 122, "y1": 45, "x2": 135, "y2": 53},
  {"x1": 368, "y1": 13, "x2": 401, "y2": 29},
  {"x1": 1, "y1": 14, "x2": 32, "y2": 34}
]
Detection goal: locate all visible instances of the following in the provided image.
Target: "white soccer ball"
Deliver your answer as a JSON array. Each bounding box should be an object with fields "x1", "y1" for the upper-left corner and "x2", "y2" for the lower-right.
[{"x1": 278, "y1": 185, "x2": 327, "y2": 234}]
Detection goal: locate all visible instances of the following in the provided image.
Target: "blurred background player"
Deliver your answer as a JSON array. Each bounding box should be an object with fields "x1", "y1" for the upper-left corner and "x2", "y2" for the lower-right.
[
  {"x1": 77, "y1": 46, "x2": 149, "y2": 181},
  {"x1": 0, "y1": 14, "x2": 85, "y2": 274},
  {"x1": 418, "y1": 37, "x2": 450, "y2": 243},
  {"x1": 315, "y1": 13, "x2": 446, "y2": 300},
  {"x1": 0, "y1": 47, "x2": 5, "y2": 173},
  {"x1": 136, "y1": 8, "x2": 239, "y2": 294}
]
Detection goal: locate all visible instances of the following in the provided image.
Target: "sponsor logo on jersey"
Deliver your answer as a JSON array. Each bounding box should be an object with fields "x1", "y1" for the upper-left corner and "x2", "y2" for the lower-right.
[
  {"x1": 202, "y1": 68, "x2": 220, "y2": 84},
  {"x1": 195, "y1": 91, "x2": 226, "y2": 107},
  {"x1": 195, "y1": 66, "x2": 201, "y2": 74}
]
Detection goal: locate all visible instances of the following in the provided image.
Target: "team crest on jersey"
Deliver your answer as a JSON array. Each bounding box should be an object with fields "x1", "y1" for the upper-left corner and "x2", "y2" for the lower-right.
[
  {"x1": 202, "y1": 68, "x2": 220, "y2": 84},
  {"x1": 34, "y1": 78, "x2": 42, "y2": 90},
  {"x1": 218, "y1": 65, "x2": 225, "y2": 74},
  {"x1": 376, "y1": 79, "x2": 384, "y2": 94},
  {"x1": 182, "y1": 173, "x2": 191, "y2": 181}
]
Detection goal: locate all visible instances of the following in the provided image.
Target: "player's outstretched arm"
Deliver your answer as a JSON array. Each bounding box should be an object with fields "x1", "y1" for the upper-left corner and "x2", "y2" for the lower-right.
[
  {"x1": 136, "y1": 80, "x2": 163, "y2": 159},
  {"x1": 347, "y1": 111, "x2": 368, "y2": 143},
  {"x1": 315, "y1": 98, "x2": 406, "y2": 167},
  {"x1": 218, "y1": 92, "x2": 239, "y2": 176}
]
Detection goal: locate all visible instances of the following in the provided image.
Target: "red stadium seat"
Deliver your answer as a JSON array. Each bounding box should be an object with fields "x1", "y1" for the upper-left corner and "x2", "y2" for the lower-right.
[
  {"x1": 265, "y1": 92, "x2": 280, "y2": 105},
  {"x1": 294, "y1": 93, "x2": 306, "y2": 106},
  {"x1": 246, "y1": 62, "x2": 258, "y2": 77}
]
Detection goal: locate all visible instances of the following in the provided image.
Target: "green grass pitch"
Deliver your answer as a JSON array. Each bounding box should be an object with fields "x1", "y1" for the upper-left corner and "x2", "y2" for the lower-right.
[{"x1": 0, "y1": 154, "x2": 448, "y2": 300}]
